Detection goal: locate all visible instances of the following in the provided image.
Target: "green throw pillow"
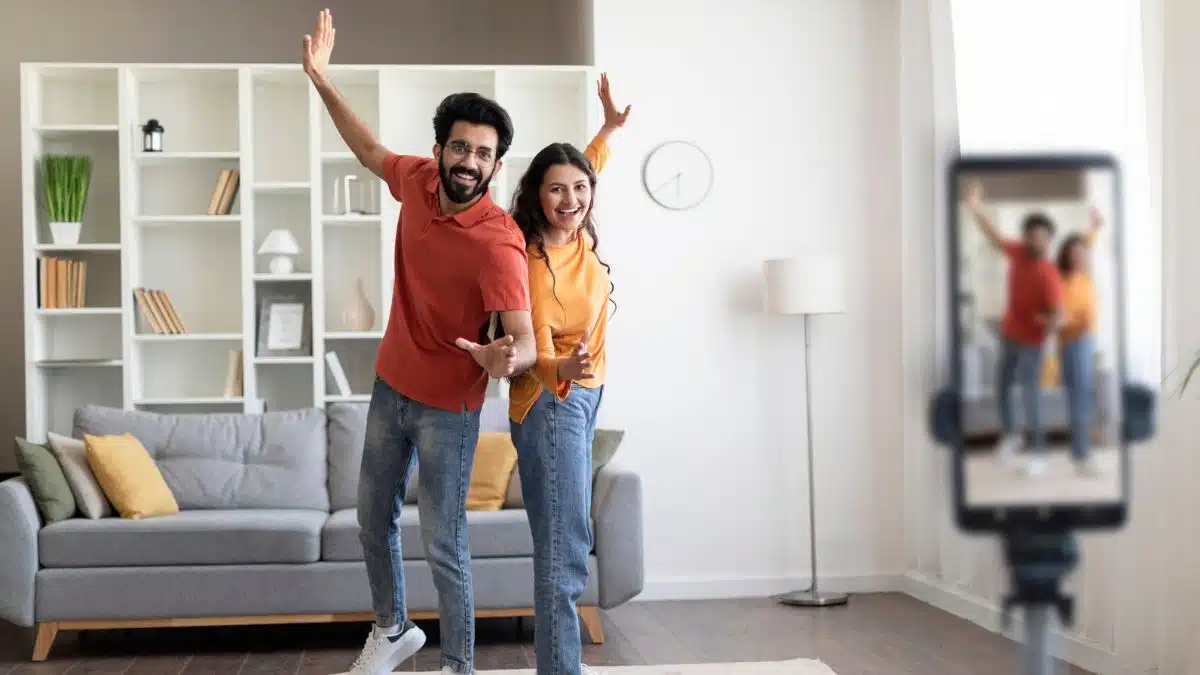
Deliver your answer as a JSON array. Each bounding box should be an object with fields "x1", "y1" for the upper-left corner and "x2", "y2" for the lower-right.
[
  {"x1": 13, "y1": 437, "x2": 76, "y2": 524},
  {"x1": 591, "y1": 429, "x2": 625, "y2": 476}
]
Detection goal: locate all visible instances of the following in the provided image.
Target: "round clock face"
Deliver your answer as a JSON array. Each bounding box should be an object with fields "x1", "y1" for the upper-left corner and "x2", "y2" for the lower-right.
[{"x1": 642, "y1": 140, "x2": 714, "y2": 211}]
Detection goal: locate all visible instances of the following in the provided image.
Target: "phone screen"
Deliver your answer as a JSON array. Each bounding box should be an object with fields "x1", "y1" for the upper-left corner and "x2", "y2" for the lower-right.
[{"x1": 952, "y1": 158, "x2": 1126, "y2": 520}]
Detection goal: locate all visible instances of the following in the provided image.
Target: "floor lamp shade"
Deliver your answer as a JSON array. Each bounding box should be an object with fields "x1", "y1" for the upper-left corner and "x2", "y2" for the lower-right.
[{"x1": 763, "y1": 256, "x2": 847, "y2": 316}]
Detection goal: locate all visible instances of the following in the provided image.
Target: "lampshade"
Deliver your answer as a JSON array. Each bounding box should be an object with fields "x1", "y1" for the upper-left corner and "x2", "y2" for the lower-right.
[
  {"x1": 763, "y1": 255, "x2": 846, "y2": 315},
  {"x1": 258, "y1": 229, "x2": 301, "y2": 256}
]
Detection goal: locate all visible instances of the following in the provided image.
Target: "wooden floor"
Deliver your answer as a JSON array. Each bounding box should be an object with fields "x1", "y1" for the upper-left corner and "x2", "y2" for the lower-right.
[{"x1": 0, "y1": 593, "x2": 1093, "y2": 674}]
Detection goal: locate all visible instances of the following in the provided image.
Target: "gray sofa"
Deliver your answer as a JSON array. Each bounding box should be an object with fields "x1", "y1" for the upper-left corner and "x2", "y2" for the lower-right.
[{"x1": 0, "y1": 401, "x2": 644, "y2": 661}]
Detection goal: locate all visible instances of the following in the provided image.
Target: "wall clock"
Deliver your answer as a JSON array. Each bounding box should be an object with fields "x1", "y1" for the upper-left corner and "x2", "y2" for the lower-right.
[{"x1": 642, "y1": 140, "x2": 714, "y2": 211}]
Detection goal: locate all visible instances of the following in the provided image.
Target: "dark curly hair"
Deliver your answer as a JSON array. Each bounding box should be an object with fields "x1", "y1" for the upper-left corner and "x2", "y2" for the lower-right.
[
  {"x1": 509, "y1": 142, "x2": 615, "y2": 317},
  {"x1": 432, "y1": 92, "x2": 514, "y2": 159}
]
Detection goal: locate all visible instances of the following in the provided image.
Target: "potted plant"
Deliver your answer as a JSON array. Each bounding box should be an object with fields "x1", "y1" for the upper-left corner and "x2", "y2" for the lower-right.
[{"x1": 40, "y1": 154, "x2": 92, "y2": 245}]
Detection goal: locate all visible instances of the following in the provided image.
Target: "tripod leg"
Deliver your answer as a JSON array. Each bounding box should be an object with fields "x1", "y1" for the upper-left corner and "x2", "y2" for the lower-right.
[{"x1": 1024, "y1": 605, "x2": 1058, "y2": 675}]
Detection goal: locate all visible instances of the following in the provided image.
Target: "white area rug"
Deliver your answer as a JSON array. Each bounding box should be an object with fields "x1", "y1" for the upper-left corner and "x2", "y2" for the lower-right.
[{"x1": 407, "y1": 659, "x2": 837, "y2": 674}]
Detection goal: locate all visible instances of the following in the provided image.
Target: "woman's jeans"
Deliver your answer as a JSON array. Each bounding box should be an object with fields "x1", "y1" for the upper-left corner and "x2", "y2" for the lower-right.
[
  {"x1": 510, "y1": 384, "x2": 604, "y2": 675},
  {"x1": 1060, "y1": 333, "x2": 1095, "y2": 460}
]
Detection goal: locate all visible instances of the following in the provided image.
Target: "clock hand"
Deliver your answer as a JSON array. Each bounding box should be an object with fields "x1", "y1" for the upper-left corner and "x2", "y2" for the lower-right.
[{"x1": 652, "y1": 171, "x2": 682, "y2": 195}]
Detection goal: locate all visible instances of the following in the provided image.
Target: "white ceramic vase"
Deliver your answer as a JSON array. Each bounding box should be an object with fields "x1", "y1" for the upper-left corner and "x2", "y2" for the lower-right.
[
  {"x1": 49, "y1": 221, "x2": 81, "y2": 246},
  {"x1": 342, "y1": 277, "x2": 375, "y2": 331}
]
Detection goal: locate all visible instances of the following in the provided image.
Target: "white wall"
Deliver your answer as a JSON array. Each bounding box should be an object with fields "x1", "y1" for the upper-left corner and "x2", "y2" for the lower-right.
[{"x1": 591, "y1": 0, "x2": 906, "y2": 596}]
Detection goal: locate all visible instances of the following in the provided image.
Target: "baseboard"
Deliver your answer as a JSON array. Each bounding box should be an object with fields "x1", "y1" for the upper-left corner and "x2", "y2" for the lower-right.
[
  {"x1": 637, "y1": 574, "x2": 905, "y2": 601},
  {"x1": 903, "y1": 571, "x2": 1115, "y2": 675}
]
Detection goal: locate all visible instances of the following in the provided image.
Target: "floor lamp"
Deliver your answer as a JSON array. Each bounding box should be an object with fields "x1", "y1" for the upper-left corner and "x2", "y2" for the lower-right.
[{"x1": 763, "y1": 255, "x2": 848, "y2": 608}]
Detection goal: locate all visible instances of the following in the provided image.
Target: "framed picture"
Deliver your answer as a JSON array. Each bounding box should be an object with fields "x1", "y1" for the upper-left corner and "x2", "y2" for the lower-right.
[{"x1": 256, "y1": 289, "x2": 311, "y2": 357}]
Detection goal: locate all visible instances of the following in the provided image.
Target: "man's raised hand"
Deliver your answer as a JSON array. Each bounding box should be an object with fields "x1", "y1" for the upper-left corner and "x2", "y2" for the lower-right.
[
  {"x1": 302, "y1": 8, "x2": 335, "y2": 80},
  {"x1": 455, "y1": 334, "x2": 518, "y2": 379},
  {"x1": 556, "y1": 329, "x2": 594, "y2": 382}
]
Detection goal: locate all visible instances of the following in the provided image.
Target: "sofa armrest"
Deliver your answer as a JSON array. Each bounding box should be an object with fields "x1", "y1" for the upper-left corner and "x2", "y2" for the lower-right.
[
  {"x1": 591, "y1": 462, "x2": 643, "y2": 609},
  {"x1": 0, "y1": 477, "x2": 39, "y2": 626}
]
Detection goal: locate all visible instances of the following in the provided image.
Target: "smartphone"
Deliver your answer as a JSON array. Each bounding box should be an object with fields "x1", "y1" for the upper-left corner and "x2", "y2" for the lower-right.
[{"x1": 948, "y1": 154, "x2": 1128, "y2": 532}]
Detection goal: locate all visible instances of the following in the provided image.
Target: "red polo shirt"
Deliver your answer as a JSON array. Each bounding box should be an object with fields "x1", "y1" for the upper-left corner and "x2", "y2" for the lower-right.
[
  {"x1": 1000, "y1": 241, "x2": 1063, "y2": 346},
  {"x1": 375, "y1": 153, "x2": 529, "y2": 412}
]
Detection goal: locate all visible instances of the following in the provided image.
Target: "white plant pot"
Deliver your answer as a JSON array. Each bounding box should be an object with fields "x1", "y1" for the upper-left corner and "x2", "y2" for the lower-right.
[{"x1": 49, "y1": 221, "x2": 81, "y2": 246}]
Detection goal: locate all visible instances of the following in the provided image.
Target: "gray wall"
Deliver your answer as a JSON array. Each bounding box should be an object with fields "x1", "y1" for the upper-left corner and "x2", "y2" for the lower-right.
[{"x1": 1, "y1": 0, "x2": 593, "y2": 471}]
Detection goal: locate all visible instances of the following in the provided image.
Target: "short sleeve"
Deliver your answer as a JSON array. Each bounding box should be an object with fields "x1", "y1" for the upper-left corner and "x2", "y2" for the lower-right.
[
  {"x1": 381, "y1": 153, "x2": 430, "y2": 203},
  {"x1": 1001, "y1": 240, "x2": 1024, "y2": 259},
  {"x1": 479, "y1": 230, "x2": 530, "y2": 313}
]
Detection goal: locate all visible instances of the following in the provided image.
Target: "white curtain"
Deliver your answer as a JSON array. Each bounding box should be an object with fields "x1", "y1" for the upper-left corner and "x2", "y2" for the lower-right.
[{"x1": 898, "y1": 0, "x2": 1200, "y2": 673}]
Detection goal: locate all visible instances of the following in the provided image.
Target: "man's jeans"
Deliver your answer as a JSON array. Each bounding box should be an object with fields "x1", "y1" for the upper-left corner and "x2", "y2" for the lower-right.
[
  {"x1": 1060, "y1": 333, "x2": 1095, "y2": 460},
  {"x1": 510, "y1": 384, "x2": 604, "y2": 675},
  {"x1": 998, "y1": 338, "x2": 1046, "y2": 452},
  {"x1": 357, "y1": 376, "x2": 481, "y2": 674}
]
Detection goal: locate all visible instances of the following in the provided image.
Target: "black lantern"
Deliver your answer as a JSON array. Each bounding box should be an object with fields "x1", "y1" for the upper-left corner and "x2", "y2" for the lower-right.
[{"x1": 141, "y1": 119, "x2": 164, "y2": 152}]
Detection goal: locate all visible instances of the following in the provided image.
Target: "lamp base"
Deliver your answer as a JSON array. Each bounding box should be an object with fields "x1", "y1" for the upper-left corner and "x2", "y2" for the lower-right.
[
  {"x1": 777, "y1": 589, "x2": 849, "y2": 608},
  {"x1": 268, "y1": 256, "x2": 295, "y2": 275}
]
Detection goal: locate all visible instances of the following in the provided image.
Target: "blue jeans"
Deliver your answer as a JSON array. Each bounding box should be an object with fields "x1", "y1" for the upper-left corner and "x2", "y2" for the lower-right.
[
  {"x1": 357, "y1": 376, "x2": 481, "y2": 674},
  {"x1": 998, "y1": 337, "x2": 1045, "y2": 452},
  {"x1": 510, "y1": 384, "x2": 604, "y2": 675},
  {"x1": 1060, "y1": 333, "x2": 1095, "y2": 460}
]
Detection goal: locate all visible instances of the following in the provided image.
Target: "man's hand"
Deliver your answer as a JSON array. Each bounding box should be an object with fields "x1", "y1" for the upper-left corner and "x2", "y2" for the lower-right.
[
  {"x1": 556, "y1": 330, "x2": 594, "y2": 382},
  {"x1": 598, "y1": 73, "x2": 631, "y2": 130},
  {"x1": 964, "y1": 180, "x2": 985, "y2": 213},
  {"x1": 302, "y1": 8, "x2": 335, "y2": 82},
  {"x1": 455, "y1": 334, "x2": 518, "y2": 379}
]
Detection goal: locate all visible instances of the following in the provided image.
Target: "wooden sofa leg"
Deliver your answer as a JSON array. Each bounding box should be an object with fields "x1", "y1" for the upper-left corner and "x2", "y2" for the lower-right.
[
  {"x1": 578, "y1": 606, "x2": 604, "y2": 644},
  {"x1": 33, "y1": 622, "x2": 58, "y2": 661}
]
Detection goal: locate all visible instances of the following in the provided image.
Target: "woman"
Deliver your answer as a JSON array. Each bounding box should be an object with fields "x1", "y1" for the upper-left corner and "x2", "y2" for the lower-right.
[
  {"x1": 506, "y1": 73, "x2": 629, "y2": 675},
  {"x1": 1054, "y1": 206, "x2": 1103, "y2": 475}
]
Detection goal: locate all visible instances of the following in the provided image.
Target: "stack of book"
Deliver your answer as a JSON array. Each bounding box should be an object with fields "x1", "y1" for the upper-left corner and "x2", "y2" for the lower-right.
[
  {"x1": 133, "y1": 287, "x2": 187, "y2": 333},
  {"x1": 37, "y1": 256, "x2": 86, "y2": 308}
]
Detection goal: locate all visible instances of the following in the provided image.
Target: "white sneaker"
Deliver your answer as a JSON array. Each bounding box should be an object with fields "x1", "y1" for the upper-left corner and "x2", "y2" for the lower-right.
[
  {"x1": 347, "y1": 622, "x2": 426, "y2": 674},
  {"x1": 994, "y1": 433, "x2": 1021, "y2": 464},
  {"x1": 582, "y1": 665, "x2": 606, "y2": 675},
  {"x1": 1075, "y1": 457, "x2": 1101, "y2": 477},
  {"x1": 1021, "y1": 456, "x2": 1049, "y2": 477}
]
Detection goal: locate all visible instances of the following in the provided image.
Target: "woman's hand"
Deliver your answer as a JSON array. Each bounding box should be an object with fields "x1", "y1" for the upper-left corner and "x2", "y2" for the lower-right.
[
  {"x1": 598, "y1": 72, "x2": 631, "y2": 130},
  {"x1": 557, "y1": 329, "x2": 595, "y2": 382}
]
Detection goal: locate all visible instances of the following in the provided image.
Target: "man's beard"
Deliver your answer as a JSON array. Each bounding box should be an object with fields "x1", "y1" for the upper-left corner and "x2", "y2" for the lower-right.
[{"x1": 439, "y1": 157, "x2": 491, "y2": 204}]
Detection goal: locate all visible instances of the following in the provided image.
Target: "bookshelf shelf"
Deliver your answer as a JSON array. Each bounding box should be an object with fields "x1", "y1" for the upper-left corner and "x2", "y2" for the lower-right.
[{"x1": 22, "y1": 62, "x2": 597, "y2": 435}]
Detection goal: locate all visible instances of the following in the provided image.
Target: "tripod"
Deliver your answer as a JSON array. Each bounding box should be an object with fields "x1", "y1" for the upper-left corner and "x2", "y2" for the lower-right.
[{"x1": 1000, "y1": 529, "x2": 1080, "y2": 675}]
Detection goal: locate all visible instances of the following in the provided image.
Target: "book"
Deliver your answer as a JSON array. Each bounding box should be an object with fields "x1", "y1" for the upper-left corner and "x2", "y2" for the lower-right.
[
  {"x1": 133, "y1": 287, "x2": 188, "y2": 334},
  {"x1": 325, "y1": 351, "x2": 352, "y2": 396},
  {"x1": 36, "y1": 256, "x2": 88, "y2": 309}
]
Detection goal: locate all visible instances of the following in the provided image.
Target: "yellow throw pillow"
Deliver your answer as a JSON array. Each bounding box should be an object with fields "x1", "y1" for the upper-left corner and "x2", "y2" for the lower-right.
[
  {"x1": 466, "y1": 432, "x2": 518, "y2": 511},
  {"x1": 84, "y1": 433, "x2": 179, "y2": 519}
]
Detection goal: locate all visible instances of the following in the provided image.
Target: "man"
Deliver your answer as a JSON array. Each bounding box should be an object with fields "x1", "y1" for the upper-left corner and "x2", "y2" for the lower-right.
[
  {"x1": 303, "y1": 9, "x2": 537, "y2": 674},
  {"x1": 964, "y1": 180, "x2": 1064, "y2": 477}
]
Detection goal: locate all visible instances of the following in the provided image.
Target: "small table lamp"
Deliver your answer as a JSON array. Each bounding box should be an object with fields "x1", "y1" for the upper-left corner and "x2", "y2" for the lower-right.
[
  {"x1": 258, "y1": 229, "x2": 301, "y2": 275},
  {"x1": 763, "y1": 254, "x2": 848, "y2": 608}
]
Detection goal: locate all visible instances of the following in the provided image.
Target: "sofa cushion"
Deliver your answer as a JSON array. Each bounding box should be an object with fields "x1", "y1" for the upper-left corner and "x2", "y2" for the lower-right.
[
  {"x1": 39, "y1": 509, "x2": 326, "y2": 567},
  {"x1": 83, "y1": 433, "x2": 179, "y2": 519},
  {"x1": 72, "y1": 405, "x2": 329, "y2": 511},
  {"x1": 321, "y1": 507, "x2": 535, "y2": 561},
  {"x1": 326, "y1": 399, "x2": 516, "y2": 510}
]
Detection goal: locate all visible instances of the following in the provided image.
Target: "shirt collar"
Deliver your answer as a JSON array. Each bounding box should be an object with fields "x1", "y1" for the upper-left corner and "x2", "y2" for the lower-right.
[{"x1": 424, "y1": 171, "x2": 498, "y2": 227}]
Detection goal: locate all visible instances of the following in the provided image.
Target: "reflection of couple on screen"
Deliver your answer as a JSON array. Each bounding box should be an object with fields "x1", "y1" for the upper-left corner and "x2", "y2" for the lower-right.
[{"x1": 963, "y1": 181, "x2": 1102, "y2": 478}]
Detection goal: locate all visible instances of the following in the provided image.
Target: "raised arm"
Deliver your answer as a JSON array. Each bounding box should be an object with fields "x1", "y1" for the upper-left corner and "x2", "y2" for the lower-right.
[
  {"x1": 584, "y1": 72, "x2": 631, "y2": 175},
  {"x1": 963, "y1": 180, "x2": 1006, "y2": 251},
  {"x1": 303, "y1": 9, "x2": 390, "y2": 180},
  {"x1": 1083, "y1": 205, "x2": 1104, "y2": 246}
]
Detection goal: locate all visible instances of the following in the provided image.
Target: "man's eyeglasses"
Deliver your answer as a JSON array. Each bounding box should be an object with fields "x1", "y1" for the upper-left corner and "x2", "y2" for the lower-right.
[{"x1": 443, "y1": 140, "x2": 496, "y2": 166}]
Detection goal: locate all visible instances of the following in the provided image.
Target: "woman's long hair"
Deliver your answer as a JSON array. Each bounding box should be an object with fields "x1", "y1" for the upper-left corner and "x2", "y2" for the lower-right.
[
  {"x1": 508, "y1": 142, "x2": 615, "y2": 316},
  {"x1": 1056, "y1": 233, "x2": 1085, "y2": 275}
]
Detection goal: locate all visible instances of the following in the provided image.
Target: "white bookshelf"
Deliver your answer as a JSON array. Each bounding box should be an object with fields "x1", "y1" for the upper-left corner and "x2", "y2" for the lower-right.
[{"x1": 21, "y1": 62, "x2": 600, "y2": 441}]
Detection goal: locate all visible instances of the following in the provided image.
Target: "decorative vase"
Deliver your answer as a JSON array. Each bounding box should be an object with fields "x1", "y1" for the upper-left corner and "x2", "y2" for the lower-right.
[
  {"x1": 49, "y1": 221, "x2": 81, "y2": 245},
  {"x1": 342, "y1": 277, "x2": 375, "y2": 331}
]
